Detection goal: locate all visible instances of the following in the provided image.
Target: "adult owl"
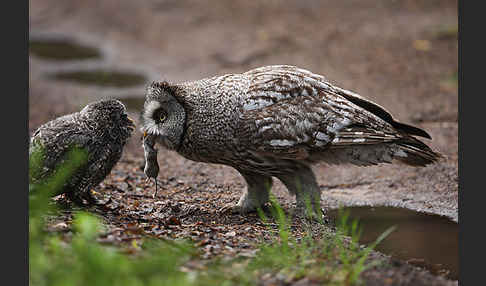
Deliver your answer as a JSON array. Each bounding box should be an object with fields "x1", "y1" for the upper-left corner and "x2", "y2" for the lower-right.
[
  {"x1": 140, "y1": 65, "x2": 440, "y2": 219},
  {"x1": 29, "y1": 99, "x2": 135, "y2": 205}
]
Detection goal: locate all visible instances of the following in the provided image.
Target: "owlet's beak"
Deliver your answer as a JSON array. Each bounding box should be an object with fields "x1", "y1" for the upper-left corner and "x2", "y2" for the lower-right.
[{"x1": 126, "y1": 116, "x2": 136, "y2": 131}]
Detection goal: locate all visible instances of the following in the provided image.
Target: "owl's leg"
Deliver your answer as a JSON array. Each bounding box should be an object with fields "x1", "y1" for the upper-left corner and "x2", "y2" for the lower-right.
[
  {"x1": 83, "y1": 190, "x2": 99, "y2": 205},
  {"x1": 64, "y1": 190, "x2": 98, "y2": 206},
  {"x1": 231, "y1": 171, "x2": 273, "y2": 214},
  {"x1": 276, "y1": 165, "x2": 323, "y2": 221},
  {"x1": 65, "y1": 191, "x2": 87, "y2": 206}
]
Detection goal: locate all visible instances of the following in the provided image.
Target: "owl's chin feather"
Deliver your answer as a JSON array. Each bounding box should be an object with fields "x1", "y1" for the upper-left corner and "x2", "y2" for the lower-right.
[{"x1": 154, "y1": 135, "x2": 177, "y2": 150}]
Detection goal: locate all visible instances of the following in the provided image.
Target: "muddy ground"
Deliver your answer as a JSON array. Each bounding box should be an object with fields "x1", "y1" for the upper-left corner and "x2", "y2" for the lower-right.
[{"x1": 29, "y1": 0, "x2": 458, "y2": 285}]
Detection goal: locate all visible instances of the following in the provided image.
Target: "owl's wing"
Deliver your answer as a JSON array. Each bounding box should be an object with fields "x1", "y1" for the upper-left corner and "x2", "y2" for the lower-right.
[
  {"x1": 30, "y1": 113, "x2": 93, "y2": 168},
  {"x1": 238, "y1": 65, "x2": 429, "y2": 160},
  {"x1": 242, "y1": 65, "x2": 431, "y2": 137}
]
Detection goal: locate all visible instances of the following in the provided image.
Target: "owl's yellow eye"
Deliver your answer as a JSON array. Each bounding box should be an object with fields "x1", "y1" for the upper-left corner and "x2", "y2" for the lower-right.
[
  {"x1": 153, "y1": 109, "x2": 167, "y2": 123},
  {"x1": 159, "y1": 113, "x2": 166, "y2": 122}
]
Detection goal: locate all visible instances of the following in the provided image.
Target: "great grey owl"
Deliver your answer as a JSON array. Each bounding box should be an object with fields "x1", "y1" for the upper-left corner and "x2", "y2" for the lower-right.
[
  {"x1": 29, "y1": 99, "x2": 135, "y2": 205},
  {"x1": 140, "y1": 65, "x2": 440, "y2": 219}
]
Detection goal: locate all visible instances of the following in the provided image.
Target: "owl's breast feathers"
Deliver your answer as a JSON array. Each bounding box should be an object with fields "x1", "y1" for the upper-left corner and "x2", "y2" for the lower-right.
[{"x1": 174, "y1": 79, "x2": 243, "y2": 163}]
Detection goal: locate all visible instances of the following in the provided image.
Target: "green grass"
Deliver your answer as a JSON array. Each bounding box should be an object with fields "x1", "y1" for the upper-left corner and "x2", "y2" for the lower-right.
[
  {"x1": 29, "y1": 148, "x2": 394, "y2": 286},
  {"x1": 248, "y1": 200, "x2": 395, "y2": 285}
]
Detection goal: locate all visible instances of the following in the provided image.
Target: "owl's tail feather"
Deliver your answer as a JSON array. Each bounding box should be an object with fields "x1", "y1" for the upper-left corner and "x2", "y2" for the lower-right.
[
  {"x1": 395, "y1": 137, "x2": 442, "y2": 167},
  {"x1": 336, "y1": 89, "x2": 432, "y2": 139},
  {"x1": 328, "y1": 126, "x2": 442, "y2": 167}
]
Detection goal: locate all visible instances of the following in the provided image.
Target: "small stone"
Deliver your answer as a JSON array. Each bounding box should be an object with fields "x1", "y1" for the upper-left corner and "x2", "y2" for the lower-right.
[{"x1": 225, "y1": 231, "x2": 236, "y2": 237}]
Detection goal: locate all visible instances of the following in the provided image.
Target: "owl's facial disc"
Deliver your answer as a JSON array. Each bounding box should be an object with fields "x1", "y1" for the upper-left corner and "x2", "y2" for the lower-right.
[
  {"x1": 141, "y1": 94, "x2": 186, "y2": 151},
  {"x1": 141, "y1": 101, "x2": 164, "y2": 136}
]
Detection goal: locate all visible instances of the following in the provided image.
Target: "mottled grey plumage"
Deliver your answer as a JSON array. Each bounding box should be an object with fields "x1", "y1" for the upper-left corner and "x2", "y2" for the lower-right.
[
  {"x1": 140, "y1": 65, "x2": 441, "y2": 219},
  {"x1": 29, "y1": 99, "x2": 135, "y2": 205}
]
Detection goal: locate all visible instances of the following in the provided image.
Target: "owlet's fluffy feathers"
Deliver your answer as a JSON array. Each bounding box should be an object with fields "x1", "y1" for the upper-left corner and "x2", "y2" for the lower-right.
[{"x1": 29, "y1": 99, "x2": 135, "y2": 205}]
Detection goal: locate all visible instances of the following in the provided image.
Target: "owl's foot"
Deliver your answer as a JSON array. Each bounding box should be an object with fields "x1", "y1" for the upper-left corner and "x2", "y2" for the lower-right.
[
  {"x1": 223, "y1": 171, "x2": 273, "y2": 215},
  {"x1": 293, "y1": 206, "x2": 327, "y2": 223},
  {"x1": 220, "y1": 202, "x2": 257, "y2": 215},
  {"x1": 220, "y1": 202, "x2": 271, "y2": 217},
  {"x1": 220, "y1": 204, "x2": 246, "y2": 215},
  {"x1": 85, "y1": 190, "x2": 101, "y2": 205},
  {"x1": 275, "y1": 164, "x2": 327, "y2": 223},
  {"x1": 65, "y1": 190, "x2": 100, "y2": 207},
  {"x1": 145, "y1": 177, "x2": 158, "y2": 199},
  {"x1": 55, "y1": 194, "x2": 74, "y2": 209},
  {"x1": 294, "y1": 194, "x2": 326, "y2": 223},
  {"x1": 65, "y1": 192, "x2": 87, "y2": 207}
]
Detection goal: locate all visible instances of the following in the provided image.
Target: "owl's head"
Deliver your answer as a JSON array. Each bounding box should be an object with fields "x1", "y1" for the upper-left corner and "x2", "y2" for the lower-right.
[
  {"x1": 81, "y1": 99, "x2": 135, "y2": 135},
  {"x1": 140, "y1": 81, "x2": 186, "y2": 150}
]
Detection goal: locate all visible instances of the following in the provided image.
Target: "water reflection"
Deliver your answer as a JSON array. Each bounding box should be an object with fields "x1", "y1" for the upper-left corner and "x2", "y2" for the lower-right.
[
  {"x1": 29, "y1": 39, "x2": 101, "y2": 61},
  {"x1": 328, "y1": 206, "x2": 458, "y2": 280},
  {"x1": 49, "y1": 70, "x2": 147, "y2": 88}
]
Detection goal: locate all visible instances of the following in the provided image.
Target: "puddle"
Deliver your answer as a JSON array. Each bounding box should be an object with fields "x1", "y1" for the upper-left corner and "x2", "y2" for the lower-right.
[
  {"x1": 29, "y1": 39, "x2": 101, "y2": 61},
  {"x1": 328, "y1": 206, "x2": 458, "y2": 280},
  {"x1": 117, "y1": 97, "x2": 145, "y2": 112},
  {"x1": 49, "y1": 70, "x2": 147, "y2": 88}
]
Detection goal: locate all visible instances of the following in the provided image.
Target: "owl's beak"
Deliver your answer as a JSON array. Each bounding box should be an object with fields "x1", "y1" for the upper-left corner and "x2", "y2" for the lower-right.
[{"x1": 126, "y1": 116, "x2": 136, "y2": 131}]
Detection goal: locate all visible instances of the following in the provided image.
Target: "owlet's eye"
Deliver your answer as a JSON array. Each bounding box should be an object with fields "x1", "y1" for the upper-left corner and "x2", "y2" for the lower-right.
[{"x1": 153, "y1": 109, "x2": 167, "y2": 123}]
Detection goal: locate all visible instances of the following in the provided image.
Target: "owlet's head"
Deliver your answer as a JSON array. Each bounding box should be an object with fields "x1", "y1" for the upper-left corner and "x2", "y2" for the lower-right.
[
  {"x1": 81, "y1": 99, "x2": 135, "y2": 136},
  {"x1": 140, "y1": 81, "x2": 186, "y2": 150}
]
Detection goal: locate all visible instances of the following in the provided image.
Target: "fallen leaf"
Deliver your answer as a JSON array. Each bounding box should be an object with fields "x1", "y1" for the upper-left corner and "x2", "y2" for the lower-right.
[
  {"x1": 167, "y1": 216, "x2": 181, "y2": 226},
  {"x1": 413, "y1": 40, "x2": 431, "y2": 52}
]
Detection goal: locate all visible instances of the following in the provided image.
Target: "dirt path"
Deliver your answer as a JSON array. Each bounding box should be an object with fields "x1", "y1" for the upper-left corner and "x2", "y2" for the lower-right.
[{"x1": 30, "y1": 1, "x2": 458, "y2": 285}]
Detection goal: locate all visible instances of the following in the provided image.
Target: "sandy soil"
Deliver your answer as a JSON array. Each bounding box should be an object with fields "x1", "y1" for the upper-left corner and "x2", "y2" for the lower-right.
[{"x1": 29, "y1": 0, "x2": 458, "y2": 285}]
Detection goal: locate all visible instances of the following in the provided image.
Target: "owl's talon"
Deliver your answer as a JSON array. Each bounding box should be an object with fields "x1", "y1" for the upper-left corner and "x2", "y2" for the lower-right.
[
  {"x1": 219, "y1": 204, "x2": 242, "y2": 215},
  {"x1": 293, "y1": 207, "x2": 325, "y2": 223},
  {"x1": 152, "y1": 179, "x2": 158, "y2": 199},
  {"x1": 144, "y1": 177, "x2": 158, "y2": 199}
]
